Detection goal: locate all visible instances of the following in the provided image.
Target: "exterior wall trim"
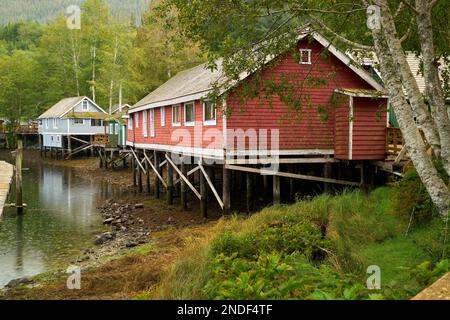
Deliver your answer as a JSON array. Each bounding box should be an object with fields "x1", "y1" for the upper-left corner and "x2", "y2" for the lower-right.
[{"x1": 348, "y1": 96, "x2": 354, "y2": 160}]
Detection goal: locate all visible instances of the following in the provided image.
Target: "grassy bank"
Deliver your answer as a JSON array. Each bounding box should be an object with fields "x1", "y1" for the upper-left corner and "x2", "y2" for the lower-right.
[{"x1": 152, "y1": 184, "x2": 449, "y2": 300}]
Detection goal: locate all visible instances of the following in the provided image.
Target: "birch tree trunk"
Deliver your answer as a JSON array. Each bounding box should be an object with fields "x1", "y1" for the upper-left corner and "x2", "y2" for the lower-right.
[
  {"x1": 415, "y1": 0, "x2": 450, "y2": 177},
  {"x1": 70, "y1": 33, "x2": 80, "y2": 96},
  {"x1": 377, "y1": 0, "x2": 441, "y2": 155},
  {"x1": 109, "y1": 36, "x2": 120, "y2": 115},
  {"x1": 91, "y1": 43, "x2": 97, "y2": 102},
  {"x1": 369, "y1": 1, "x2": 450, "y2": 218}
]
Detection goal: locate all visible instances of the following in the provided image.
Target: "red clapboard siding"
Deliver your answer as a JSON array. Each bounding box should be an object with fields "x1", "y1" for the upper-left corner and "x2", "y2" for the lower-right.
[
  {"x1": 226, "y1": 39, "x2": 374, "y2": 151},
  {"x1": 334, "y1": 96, "x2": 351, "y2": 159},
  {"x1": 128, "y1": 101, "x2": 223, "y2": 149},
  {"x1": 351, "y1": 97, "x2": 387, "y2": 160}
]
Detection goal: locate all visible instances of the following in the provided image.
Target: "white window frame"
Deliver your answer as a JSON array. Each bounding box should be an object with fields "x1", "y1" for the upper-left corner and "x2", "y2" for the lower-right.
[
  {"x1": 161, "y1": 107, "x2": 165, "y2": 127},
  {"x1": 203, "y1": 101, "x2": 216, "y2": 126},
  {"x1": 299, "y1": 49, "x2": 312, "y2": 65},
  {"x1": 172, "y1": 104, "x2": 181, "y2": 127},
  {"x1": 82, "y1": 100, "x2": 89, "y2": 111},
  {"x1": 184, "y1": 102, "x2": 195, "y2": 127},
  {"x1": 53, "y1": 118, "x2": 58, "y2": 129},
  {"x1": 150, "y1": 109, "x2": 155, "y2": 137},
  {"x1": 128, "y1": 116, "x2": 133, "y2": 129},
  {"x1": 143, "y1": 110, "x2": 148, "y2": 137},
  {"x1": 135, "y1": 112, "x2": 139, "y2": 128},
  {"x1": 45, "y1": 119, "x2": 49, "y2": 129},
  {"x1": 73, "y1": 119, "x2": 84, "y2": 125}
]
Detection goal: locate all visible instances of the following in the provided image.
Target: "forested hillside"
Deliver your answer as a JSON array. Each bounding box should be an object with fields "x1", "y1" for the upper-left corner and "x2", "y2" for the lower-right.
[
  {"x1": 0, "y1": 0, "x2": 152, "y2": 25},
  {"x1": 0, "y1": 0, "x2": 204, "y2": 123}
]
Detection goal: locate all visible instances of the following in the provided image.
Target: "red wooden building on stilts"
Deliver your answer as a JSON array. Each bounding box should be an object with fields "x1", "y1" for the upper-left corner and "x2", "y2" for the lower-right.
[{"x1": 125, "y1": 31, "x2": 391, "y2": 216}]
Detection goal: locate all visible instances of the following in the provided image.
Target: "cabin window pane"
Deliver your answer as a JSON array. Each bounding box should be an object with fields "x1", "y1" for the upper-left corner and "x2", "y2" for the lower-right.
[
  {"x1": 150, "y1": 109, "x2": 155, "y2": 137},
  {"x1": 143, "y1": 110, "x2": 148, "y2": 137},
  {"x1": 299, "y1": 49, "x2": 311, "y2": 64},
  {"x1": 53, "y1": 118, "x2": 58, "y2": 129},
  {"x1": 203, "y1": 101, "x2": 216, "y2": 125},
  {"x1": 82, "y1": 100, "x2": 89, "y2": 111},
  {"x1": 128, "y1": 117, "x2": 133, "y2": 129},
  {"x1": 135, "y1": 113, "x2": 139, "y2": 128},
  {"x1": 161, "y1": 107, "x2": 165, "y2": 127},
  {"x1": 45, "y1": 119, "x2": 49, "y2": 129},
  {"x1": 73, "y1": 119, "x2": 84, "y2": 125},
  {"x1": 91, "y1": 119, "x2": 102, "y2": 127},
  {"x1": 172, "y1": 105, "x2": 181, "y2": 126},
  {"x1": 184, "y1": 102, "x2": 195, "y2": 125}
]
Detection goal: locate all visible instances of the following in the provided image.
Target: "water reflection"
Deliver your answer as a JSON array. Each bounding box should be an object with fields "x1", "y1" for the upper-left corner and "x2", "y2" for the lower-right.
[
  {"x1": 15, "y1": 214, "x2": 23, "y2": 271},
  {"x1": 0, "y1": 151, "x2": 117, "y2": 288}
]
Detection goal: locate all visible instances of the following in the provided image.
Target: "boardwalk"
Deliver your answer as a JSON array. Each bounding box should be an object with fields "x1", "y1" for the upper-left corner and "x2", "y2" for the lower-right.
[
  {"x1": 413, "y1": 272, "x2": 450, "y2": 300},
  {"x1": 0, "y1": 160, "x2": 14, "y2": 216}
]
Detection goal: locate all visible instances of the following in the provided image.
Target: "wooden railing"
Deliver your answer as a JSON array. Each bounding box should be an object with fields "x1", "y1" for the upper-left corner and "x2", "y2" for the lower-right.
[
  {"x1": 0, "y1": 124, "x2": 39, "y2": 134},
  {"x1": 91, "y1": 134, "x2": 118, "y2": 148},
  {"x1": 386, "y1": 127, "x2": 404, "y2": 156}
]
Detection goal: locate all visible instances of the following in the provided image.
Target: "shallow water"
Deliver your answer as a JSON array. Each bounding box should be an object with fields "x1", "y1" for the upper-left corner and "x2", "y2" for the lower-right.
[{"x1": 0, "y1": 151, "x2": 119, "y2": 288}]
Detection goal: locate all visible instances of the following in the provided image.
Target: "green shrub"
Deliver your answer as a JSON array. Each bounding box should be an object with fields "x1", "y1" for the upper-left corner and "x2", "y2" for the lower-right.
[
  {"x1": 203, "y1": 252, "x2": 371, "y2": 300},
  {"x1": 392, "y1": 159, "x2": 448, "y2": 225},
  {"x1": 410, "y1": 259, "x2": 449, "y2": 286}
]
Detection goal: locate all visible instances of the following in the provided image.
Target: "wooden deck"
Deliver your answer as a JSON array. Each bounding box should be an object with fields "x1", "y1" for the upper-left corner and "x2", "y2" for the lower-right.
[{"x1": 0, "y1": 161, "x2": 14, "y2": 216}]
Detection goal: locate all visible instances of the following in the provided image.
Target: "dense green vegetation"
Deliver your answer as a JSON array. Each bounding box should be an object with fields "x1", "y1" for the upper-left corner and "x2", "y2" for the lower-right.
[
  {"x1": 0, "y1": 0, "x2": 151, "y2": 26},
  {"x1": 0, "y1": 0, "x2": 203, "y2": 125},
  {"x1": 155, "y1": 171, "x2": 449, "y2": 300}
]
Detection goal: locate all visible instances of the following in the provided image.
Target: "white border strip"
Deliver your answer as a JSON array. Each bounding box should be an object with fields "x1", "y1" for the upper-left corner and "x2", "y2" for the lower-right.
[
  {"x1": 130, "y1": 91, "x2": 209, "y2": 113},
  {"x1": 348, "y1": 96, "x2": 354, "y2": 160}
]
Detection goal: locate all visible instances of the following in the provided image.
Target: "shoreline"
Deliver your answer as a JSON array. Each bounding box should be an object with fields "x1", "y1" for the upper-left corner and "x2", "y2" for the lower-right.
[{"x1": 1, "y1": 155, "x2": 221, "y2": 298}]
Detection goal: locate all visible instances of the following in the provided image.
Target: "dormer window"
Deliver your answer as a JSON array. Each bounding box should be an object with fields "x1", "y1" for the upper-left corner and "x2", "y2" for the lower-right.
[
  {"x1": 299, "y1": 49, "x2": 311, "y2": 64},
  {"x1": 82, "y1": 100, "x2": 89, "y2": 111}
]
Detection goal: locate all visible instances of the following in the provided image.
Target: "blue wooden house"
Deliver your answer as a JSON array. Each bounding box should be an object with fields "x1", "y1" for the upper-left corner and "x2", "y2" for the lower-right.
[{"x1": 38, "y1": 96, "x2": 108, "y2": 154}]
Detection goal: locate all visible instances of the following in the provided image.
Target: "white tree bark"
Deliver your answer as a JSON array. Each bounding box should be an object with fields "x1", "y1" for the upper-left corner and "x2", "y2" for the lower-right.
[
  {"x1": 377, "y1": 0, "x2": 441, "y2": 155},
  {"x1": 69, "y1": 33, "x2": 80, "y2": 96},
  {"x1": 369, "y1": 1, "x2": 450, "y2": 218},
  {"x1": 415, "y1": 0, "x2": 450, "y2": 176}
]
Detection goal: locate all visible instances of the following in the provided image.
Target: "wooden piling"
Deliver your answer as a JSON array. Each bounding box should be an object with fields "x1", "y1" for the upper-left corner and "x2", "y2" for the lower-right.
[
  {"x1": 263, "y1": 175, "x2": 270, "y2": 204},
  {"x1": 207, "y1": 166, "x2": 215, "y2": 202},
  {"x1": 67, "y1": 136, "x2": 72, "y2": 159},
  {"x1": 180, "y1": 161, "x2": 188, "y2": 210},
  {"x1": 154, "y1": 151, "x2": 161, "y2": 199},
  {"x1": 138, "y1": 153, "x2": 143, "y2": 193},
  {"x1": 145, "y1": 160, "x2": 151, "y2": 194},
  {"x1": 246, "y1": 172, "x2": 253, "y2": 214},
  {"x1": 222, "y1": 166, "x2": 231, "y2": 214},
  {"x1": 273, "y1": 175, "x2": 281, "y2": 205},
  {"x1": 39, "y1": 135, "x2": 43, "y2": 156},
  {"x1": 323, "y1": 161, "x2": 332, "y2": 194},
  {"x1": 132, "y1": 155, "x2": 137, "y2": 189},
  {"x1": 200, "y1": 162, "x2": 207, "y2": 218},
  {"x1": 16, "y1": 139, "x2": 23, "y2": 214},
  {"x1": 167, "y1": 154, "x2": 174, "y2": 205}
]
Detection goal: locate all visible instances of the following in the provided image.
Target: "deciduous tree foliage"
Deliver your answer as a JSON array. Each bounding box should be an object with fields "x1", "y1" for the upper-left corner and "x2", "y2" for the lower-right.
[
  {"x1": 0, "y1": 0, "x2": 203, "y2": 121},
  {"x1": 161, "y1": 0, "x2": 450, "y2": 217}
]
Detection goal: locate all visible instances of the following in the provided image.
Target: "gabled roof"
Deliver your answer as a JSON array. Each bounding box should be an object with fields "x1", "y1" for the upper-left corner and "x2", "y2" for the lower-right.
[
  {"x1": 130, "y1": 31, "x2": 385, "y2": 113},
  {"x1": 38, "y1": 96, "x2": 106, "y2": 119},
  {"x1": 111, "y1": 104, "x2": 131, "y2": 115},
  {"x1": 132, "y1": 62, "x2": 223, "y2": 111}
]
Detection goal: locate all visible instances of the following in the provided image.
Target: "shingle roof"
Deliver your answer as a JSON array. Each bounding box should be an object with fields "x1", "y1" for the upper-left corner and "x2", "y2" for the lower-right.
[
  {"x1": 131, "y1": 31, "x2": 385, "y2": 112},
  {"x1": 38, "y1": 96, "x2": 85, "y2": 119},
  {"x1": 132, "y1": 62, "x2": 223, "y2": 110}
]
